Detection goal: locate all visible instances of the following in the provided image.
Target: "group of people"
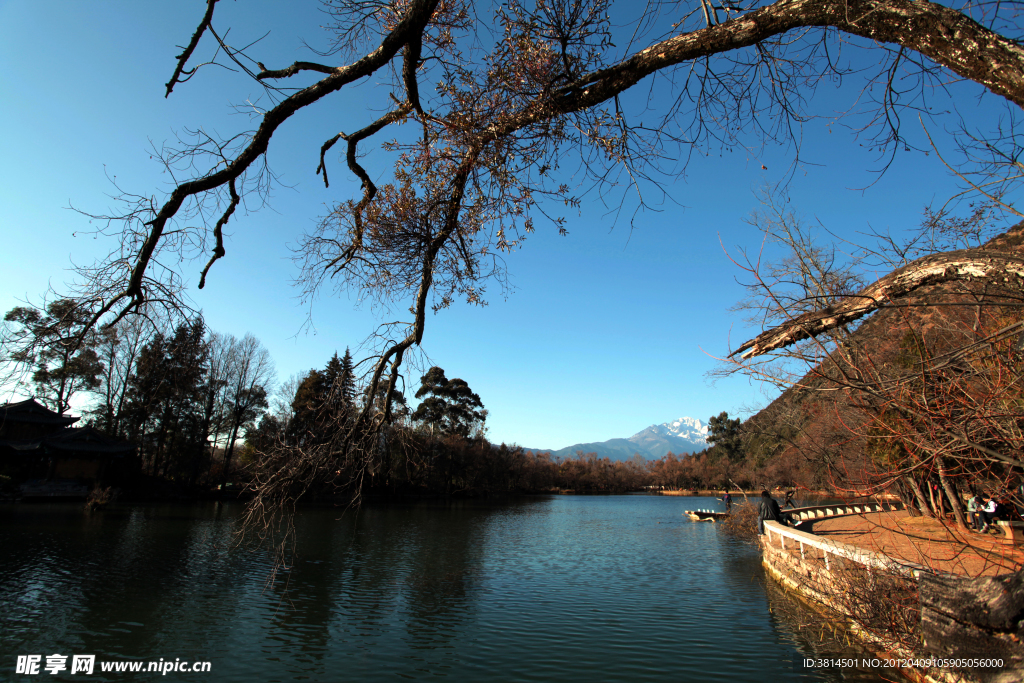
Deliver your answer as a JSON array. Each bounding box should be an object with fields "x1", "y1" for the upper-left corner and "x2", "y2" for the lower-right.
[{"x1": 966, "y1": 493, "x2": 1010, "y2": 533}]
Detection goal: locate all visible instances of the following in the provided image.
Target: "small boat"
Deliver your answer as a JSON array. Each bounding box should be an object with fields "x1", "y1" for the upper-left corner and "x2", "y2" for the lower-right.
[{"x1": 684, "y1": 509, "x2": 730, "y2": 522}]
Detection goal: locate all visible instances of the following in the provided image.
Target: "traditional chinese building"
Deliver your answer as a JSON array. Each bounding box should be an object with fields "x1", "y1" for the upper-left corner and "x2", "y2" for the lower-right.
[{"x1": 0, "y1": 399, "x2": 135, "y2": 493}]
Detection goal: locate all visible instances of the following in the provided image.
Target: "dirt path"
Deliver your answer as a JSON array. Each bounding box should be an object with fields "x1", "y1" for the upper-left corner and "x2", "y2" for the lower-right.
[{"x1": 804, "y1": 510, "x2": 1023, "y2": 577}]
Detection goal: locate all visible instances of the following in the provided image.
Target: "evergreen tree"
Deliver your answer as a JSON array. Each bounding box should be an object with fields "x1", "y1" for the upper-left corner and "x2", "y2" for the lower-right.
[
  {"x1": 288, "y1": 349, "x2": 357, "y2": 446},
  {"x1": 321, "y1": 348, "x2": 356, "y2": 420},
  {"x1": 289, "y1": 368, "x2": 328, "y2": 445},
  {"x1": 3, "y1": 299, "x2": 104, "y2": 412},
  {"x1": 124, "y1": 318, "x2": 210, "y2": 481},
  {"x1": 338, "y1": 348, "x2": 356, "y2": 407},
  {"x1": 707, "y1": 411, "x2": 744, "y2": 461},
  {"x1": 411, "y1": 367, "x2": 486, "y2": 438}
]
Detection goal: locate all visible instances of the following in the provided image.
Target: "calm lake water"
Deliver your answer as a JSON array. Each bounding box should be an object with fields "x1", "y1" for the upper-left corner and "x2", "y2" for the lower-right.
[{"x1": 1, "y1": 495, "x2": 896, "y2": 682}]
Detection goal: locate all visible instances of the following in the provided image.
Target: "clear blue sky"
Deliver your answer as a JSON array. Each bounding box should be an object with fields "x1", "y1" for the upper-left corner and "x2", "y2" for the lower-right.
[{"x1": 1, "y1": 1, "x2": 1017, "y2": 449}]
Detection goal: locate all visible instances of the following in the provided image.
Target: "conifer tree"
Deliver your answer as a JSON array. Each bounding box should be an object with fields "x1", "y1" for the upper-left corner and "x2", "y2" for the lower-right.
[
  {"x1": 707, "y1": 412, "x2": 744, "y2": 461},
  {"x1": 412, "y1": 367, "x2": 486, "y2": 438},
  {"x1": 3, "y1": 299, "x2": 104, "y2": 412},
  {"x1": 339, "y1": 348, "x2": 355, "y2": 407}
]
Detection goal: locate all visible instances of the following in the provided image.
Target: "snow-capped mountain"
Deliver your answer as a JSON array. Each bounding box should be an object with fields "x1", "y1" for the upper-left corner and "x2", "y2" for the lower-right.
[
  {"x1": 633, "y1": 417, "x2": 709, "y2": 445},
  {"x1": 628, "y1": 417, "x2": 709, "y2": 458},
  {"x1": 528, "y1": 416, "x2": 710, "y2": 461}
]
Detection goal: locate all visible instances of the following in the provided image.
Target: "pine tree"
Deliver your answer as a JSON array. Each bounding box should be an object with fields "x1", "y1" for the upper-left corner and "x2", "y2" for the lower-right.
[
  {"x1": 339, "y1": 348, "x2": 355, "y2": 407},
  {"x1": 707, "y1": 412, "x2": 743, "y2": 461},
  {"x1": 3, "y1": 299, "x2": 104, "y2": 412},
  {"x1": 411, "y1": 367, "x2": 486, "y2": 438}
]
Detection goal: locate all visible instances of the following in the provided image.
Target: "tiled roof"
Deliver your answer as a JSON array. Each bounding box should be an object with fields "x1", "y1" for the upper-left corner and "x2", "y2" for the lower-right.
[{"x1": 0, "y1": 399, "x2": 79, "y2": 427}]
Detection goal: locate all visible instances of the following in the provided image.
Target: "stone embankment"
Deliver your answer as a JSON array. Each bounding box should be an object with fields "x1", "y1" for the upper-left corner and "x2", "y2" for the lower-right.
[{"x1": 762, "y1": 503, "x2": 1023, "y2": 683}]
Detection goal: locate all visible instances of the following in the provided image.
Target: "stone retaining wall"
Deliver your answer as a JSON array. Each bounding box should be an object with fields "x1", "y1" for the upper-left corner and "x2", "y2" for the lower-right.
[
  {"x1": 760, "y1": 505, "x2": 1021, "y2": 683},
  {"x1": 761, "y1": 532, "x2": 943, "y2": 683}
]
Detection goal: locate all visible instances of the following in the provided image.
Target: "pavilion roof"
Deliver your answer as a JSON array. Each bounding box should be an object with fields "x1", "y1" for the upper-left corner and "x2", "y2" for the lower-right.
[{"x1": 0, "y1": 399, "x2": 79, "y2": 427}]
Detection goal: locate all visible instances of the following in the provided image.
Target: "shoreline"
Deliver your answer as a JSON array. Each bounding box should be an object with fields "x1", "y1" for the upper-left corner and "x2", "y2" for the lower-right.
[{"x1": 760, "y1": 507, "x2": 1023, "y2": 682}]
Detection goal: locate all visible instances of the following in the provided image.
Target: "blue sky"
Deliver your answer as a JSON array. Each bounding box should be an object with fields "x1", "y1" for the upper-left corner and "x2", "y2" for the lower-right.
[{"x1": 1, "y1": 1, "x2": 1017, "y2": 450}]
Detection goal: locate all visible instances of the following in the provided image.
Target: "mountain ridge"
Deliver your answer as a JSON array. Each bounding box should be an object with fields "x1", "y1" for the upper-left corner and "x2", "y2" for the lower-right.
[{"x1": 523, "y1": 417, "x2": 709, "y2": 461}]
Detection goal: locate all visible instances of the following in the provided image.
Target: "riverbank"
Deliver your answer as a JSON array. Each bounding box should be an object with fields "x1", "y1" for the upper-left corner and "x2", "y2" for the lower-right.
[{"x1": 761, "y1": 508, "x2": 1024, "y2": 682}]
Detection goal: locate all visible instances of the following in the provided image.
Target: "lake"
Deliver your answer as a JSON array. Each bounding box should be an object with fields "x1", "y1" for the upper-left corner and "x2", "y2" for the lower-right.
[{"x1": 1, "y1": 495, "x2": 897, "y2": 681}]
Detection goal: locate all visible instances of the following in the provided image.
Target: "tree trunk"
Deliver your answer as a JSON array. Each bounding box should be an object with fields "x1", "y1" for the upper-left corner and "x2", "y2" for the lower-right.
[
  {"x1": 930, "y1": 481, "x2": 941, "y2": 517},
  {"x1": 893, "y1": 479, "x2": 916, "y2": 515},
  {"x1": 939, "y1": 465, "x2": 969, "y2": 531},
  {"x1": 906, "y1": 475, "x2": 934, "y2": 518},
  {"x1": 734, "y1": 237, "x2": 1024, "y2": 360},
  {"x1": 223, "y1": 419, "x2": 240, "y2": 489}
]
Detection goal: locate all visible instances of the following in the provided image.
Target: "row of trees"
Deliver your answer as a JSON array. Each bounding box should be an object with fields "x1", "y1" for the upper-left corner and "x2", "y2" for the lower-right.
[
  {"x1": 3, "y1": 301, "x2": 276, "y2": 486},
  {"x1": 243, "y1": 380, "x2": 791, "y2": 498},
  {"x1": 2, "y1": 296, "x2": 509, "y2": 494},
  {"x1": 241, "y1": 359, "x2": 492, "y2": 499},
  {"x1": 1, "y1": 297, "x2": 815, "y2": 497}
]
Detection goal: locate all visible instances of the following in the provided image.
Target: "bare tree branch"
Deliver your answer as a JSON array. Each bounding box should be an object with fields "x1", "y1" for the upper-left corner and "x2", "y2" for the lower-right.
[
  {"x1": 733, "y1": 222, "x2": 1024, "y2": 359},
  {"x1": 165, "y1": 0, "x2": 219, "y2": 97}
]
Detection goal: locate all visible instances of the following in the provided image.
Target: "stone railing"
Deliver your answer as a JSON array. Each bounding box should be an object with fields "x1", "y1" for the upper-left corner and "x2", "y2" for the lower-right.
[
  {"x1": 785, "y1": 500, "x2": 902, "y2": 523},
  {"x1": 763, "y1": 519, "x2": 952, "y2": 579},
  {"x1": 761, "y1": 501, "x2": 1018, "y2": 680},
  {"x1": 764, "y1": 499, "x2": 956, "y2": 578}
]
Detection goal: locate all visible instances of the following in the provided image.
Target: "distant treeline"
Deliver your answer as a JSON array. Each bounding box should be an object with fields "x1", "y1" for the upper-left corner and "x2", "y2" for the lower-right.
[{"x1": 3, "y1": 299, "x2": 811, "y2": 498}]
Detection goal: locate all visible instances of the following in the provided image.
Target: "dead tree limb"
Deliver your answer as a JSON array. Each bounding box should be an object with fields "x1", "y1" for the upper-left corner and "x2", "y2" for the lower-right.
[{"x1": 732, "y1": 223, "x2": 1024, "y2": 360}]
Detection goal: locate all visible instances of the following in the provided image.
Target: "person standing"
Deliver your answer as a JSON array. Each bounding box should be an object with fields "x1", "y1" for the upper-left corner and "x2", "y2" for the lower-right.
[
  {"x1": 757, "y1": 490, "x2": 784, "y2": 535},
  {"x1": 967, "y1": 494, "x2": 983, "y2": 531},
  {"x1": 722, "y1": 491, "x2": 732, "y2": 512}
]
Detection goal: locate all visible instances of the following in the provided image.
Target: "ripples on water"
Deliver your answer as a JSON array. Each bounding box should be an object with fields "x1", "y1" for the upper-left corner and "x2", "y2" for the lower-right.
[{"x1": 1, "y1": 496, "x2": 894, "y2": 682}]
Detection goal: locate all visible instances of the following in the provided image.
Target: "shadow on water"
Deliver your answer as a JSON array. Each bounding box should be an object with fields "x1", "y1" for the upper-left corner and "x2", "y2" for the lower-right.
[{"x1": 1, "y1": 497, "x2": 896, "y2": 682}]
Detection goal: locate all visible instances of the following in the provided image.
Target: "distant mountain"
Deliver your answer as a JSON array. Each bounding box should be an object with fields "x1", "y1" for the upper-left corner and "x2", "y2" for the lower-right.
[
  {"x1": 525, "y1": 417, "x2": 709, "y2": 461},
  {"x1": 629, "y1": 417, "x2": 710, "y2": 458}
]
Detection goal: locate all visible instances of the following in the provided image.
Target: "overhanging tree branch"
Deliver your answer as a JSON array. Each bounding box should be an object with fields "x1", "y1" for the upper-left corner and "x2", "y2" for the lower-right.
[{"x1": 732, "y1": 224, "x2": 1024, "y2": 359}]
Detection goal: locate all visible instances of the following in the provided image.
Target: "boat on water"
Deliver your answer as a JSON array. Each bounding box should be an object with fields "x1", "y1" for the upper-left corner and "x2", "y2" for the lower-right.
[{"x1": 684, "y1": 509, "x2": 730, "y2": 522}]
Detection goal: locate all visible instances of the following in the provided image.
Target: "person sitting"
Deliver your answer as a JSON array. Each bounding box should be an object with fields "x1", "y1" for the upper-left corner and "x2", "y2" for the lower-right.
[
  {"x1": 980, "y1": 496, "x2": 1000, "y2": 533},
  {"x1": 757, "y1": 490, "x2": 786, "y2": 534}
]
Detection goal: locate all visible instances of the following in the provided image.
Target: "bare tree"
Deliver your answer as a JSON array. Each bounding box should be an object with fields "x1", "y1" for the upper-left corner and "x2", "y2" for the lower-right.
[
  {"x1": 202, "y1": 330, "x2": 236, "y2": 453},
  {"x1": 91, "y1": 315, "x2": 157, "y2": 437},
  {"x1": 220, "y1": 333, "x2": 276, "y2": 485},
  {"x1": 271, "y1": 371, "x2": 302, "y2": 428},
  {"x1": 723, "y1": 192, "x2": 1024, "y2": 527}
]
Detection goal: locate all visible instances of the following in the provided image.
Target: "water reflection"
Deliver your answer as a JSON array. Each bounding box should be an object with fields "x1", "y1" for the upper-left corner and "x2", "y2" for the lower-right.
[{"x1": 1, "y1": 497, "x2": 891, "y2": 682}]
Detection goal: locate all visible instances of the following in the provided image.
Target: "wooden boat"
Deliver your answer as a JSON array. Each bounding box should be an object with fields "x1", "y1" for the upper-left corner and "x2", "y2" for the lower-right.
[{"x1": 684, "y1": 509, "x2": 730, "y2": 522}]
